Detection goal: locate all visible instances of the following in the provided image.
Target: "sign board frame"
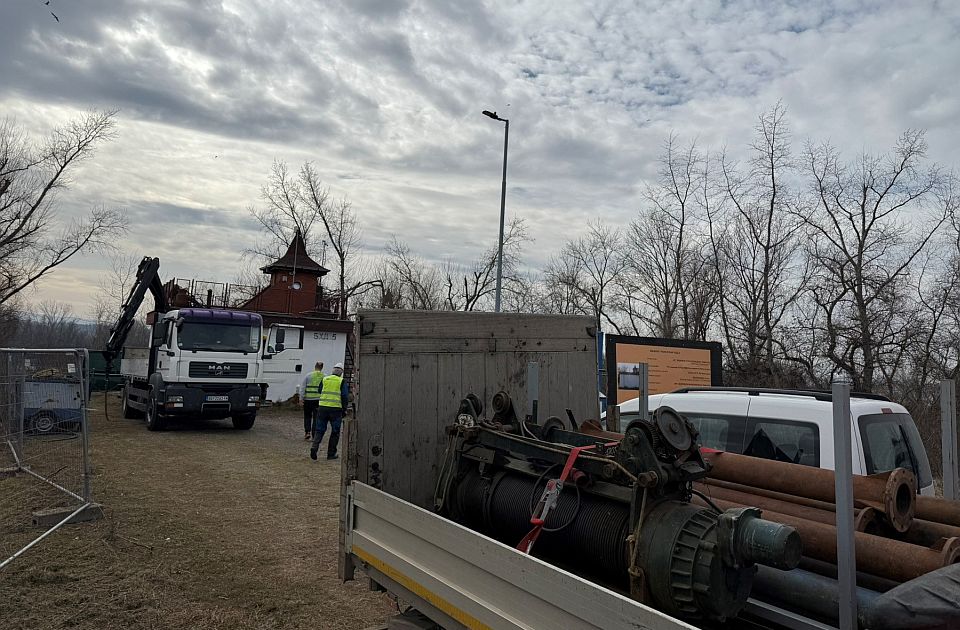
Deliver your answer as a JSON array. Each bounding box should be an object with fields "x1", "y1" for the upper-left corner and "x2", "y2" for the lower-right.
[{"x1": 604, "y1": 335, "x2": 722, "y2": 405}]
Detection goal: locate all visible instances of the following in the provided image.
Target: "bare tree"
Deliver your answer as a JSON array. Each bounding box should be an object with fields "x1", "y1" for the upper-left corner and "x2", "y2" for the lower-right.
[
  {"x1": 443, "y1": 218, "x2": 530, "y2": 312},
  {"x1": 547, "y1": 220, "x2": 625, "y2": 331},
  {"x1": 541, "y1": 253, "x2": 588, "y2": 316},
  {"x1": 803, "y1": 129, "x2": 950, "y2": 391},
  {"x1": 12, "y1": 301, "x2": 91, "y2": 349},
  {"x1": 91, "y1": 251, "x2": 150, "y2": 348},
  {"x1": 0, "y1": 110, "x2": 126, "y2": 306},
  {"x1": 710, "y1": 104, "x2": 810, "y2": 384},
  {"x1": 378, "y1": 218, "x2": 531, "y2": 312},
  {"x1": 300, "y1": 164, "x2": 376, "y2": 317},
  {"x1": 621, "y1": 136, "x2": 716, "y2": 339},
  {"x1": 383, "y1": 238, "x2": 446, "y2": 310},
  {"x1": 248, "y1": 160, "x2": 323, "y2": 263}
]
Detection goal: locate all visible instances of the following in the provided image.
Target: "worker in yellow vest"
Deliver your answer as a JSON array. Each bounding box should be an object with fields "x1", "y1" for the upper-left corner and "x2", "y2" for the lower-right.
[
  {"x1": 310, "y1": 362, "x2": 348, "y2": 460},
  {"x1": 299, "y1": 362, "x2": 324, "y2": 440}
]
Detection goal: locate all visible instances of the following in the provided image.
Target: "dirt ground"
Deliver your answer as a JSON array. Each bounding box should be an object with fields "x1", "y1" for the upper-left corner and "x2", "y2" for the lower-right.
[{"x1": 1, "y1": 394, "x2": 393, "y2": 630}]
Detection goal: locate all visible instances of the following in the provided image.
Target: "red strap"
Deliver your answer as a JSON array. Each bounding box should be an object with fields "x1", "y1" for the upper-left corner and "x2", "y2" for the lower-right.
[{"x1": 517, "y1": 441, "x2": 618, "y2": 554}]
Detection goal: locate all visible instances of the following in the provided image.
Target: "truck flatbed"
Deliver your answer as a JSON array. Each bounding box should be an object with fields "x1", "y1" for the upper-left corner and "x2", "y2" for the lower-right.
[{"x1": 345, "y1": 480, "x2": 696, "y2": 630}]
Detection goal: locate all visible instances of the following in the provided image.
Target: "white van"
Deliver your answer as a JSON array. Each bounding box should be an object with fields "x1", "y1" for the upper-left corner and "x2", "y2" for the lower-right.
[{"x1": 609, "y1": 387, "x2": 935, "y2": 496}]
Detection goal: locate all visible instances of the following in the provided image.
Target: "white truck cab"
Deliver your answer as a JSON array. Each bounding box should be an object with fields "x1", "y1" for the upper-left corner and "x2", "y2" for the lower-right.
[
  {"x1": 610, "y1": 387, "x2": 935, "y2": 495},
  {"x1": 120, "y1": 308, "x2": 267, "y2": 430}
]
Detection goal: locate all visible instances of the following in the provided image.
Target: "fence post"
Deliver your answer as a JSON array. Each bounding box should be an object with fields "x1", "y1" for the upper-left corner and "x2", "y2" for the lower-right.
[
  {"x1": 942, "y1": 379, "x2": 959, "y2": 501},
  {"x1": 832, "y1": 380, "x2": 857, "y2": 630},
  {"x1": 11, "y1": 352, "x2": 24, "y2": 465},
  {"x1": 79, "y1": 349, "x2": 93, "y2": 502}
]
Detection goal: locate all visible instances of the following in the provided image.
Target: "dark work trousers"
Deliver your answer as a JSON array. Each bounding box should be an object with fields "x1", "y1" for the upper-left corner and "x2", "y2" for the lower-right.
[
  {"x1": 311, "y1": 406, "x2": 343, "y2": 456},
  {"x1": 303, "y1": 399, "x2": 319, "y2": 434}
]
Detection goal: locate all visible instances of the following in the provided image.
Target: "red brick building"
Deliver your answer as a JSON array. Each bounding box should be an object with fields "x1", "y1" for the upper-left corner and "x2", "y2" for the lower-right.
[{"x1": 241, "y1": 231, "x2": 336, "y2": 317}]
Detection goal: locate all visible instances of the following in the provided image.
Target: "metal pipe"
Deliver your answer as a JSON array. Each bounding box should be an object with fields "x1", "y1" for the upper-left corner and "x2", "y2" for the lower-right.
[
  {"x1": 702, "y1": 477, "x2": 838, "y2": 511},
  {"x1": 916, "y1": 494, "x2": 960, "y2": 528},
  {"x1": 694, "y1": 483, "x2": 882, "y2": 533},
  {"x1": 896, "y1": 517, "x2": 960, "y2": 548},
  {"x1": 703, "y1": 478, "x2": 960, "y2": 545},
  {"x1": 19, "y1": 466, "x2": 85, "y2": 503},
  {"x1": 798, "y1": 556, "x2": 900, "y2": 594},
  {"x1": 703, "y1": 451, "x2": 917, "y2": 533},
  {"x1": 692, "y1": 496, "x2": 959, "y2": 583},
  {"x1": 0, "y1": 503, "x2": 91, "y2": 570},
  {"x1": 752, "y1": 565, "x2": 881, "y2": 627}
]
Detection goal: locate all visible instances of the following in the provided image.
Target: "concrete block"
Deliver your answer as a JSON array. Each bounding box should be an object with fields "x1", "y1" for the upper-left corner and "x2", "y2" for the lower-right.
[{"x1": 32, "y1": 503, "x2": 104, "y2": 527}]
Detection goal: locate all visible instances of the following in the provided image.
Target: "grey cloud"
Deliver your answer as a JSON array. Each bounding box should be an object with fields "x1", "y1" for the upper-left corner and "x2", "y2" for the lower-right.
[
  {"x1": 123, "y1": 202, "x2": 250, "y2": 229},
  {"x1": 3, "y1": 0, "x2": 959, "y2": 313}
]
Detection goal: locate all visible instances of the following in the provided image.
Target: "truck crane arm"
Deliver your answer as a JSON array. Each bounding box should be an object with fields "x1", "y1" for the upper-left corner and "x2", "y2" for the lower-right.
[{"x1": 103, "y1": 256, "x2": 168, "y2": 365}]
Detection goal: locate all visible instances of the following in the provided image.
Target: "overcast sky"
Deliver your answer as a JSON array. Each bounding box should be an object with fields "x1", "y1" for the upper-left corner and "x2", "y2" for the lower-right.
[{"x1": 4, "y1": 0, "x2": 960, "y2": 316}]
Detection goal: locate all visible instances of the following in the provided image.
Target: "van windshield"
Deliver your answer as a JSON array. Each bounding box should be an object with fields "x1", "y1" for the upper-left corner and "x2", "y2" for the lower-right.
[{"x1": 858, "y1": 413, "x2": 932, "y2": 489}]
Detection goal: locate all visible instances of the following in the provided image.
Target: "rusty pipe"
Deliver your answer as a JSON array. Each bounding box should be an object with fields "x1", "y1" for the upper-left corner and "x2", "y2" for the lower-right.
[
  {"x1": 895, "y1": 518, "x2": 960, "y2": 548},
  {"x1": 703, "y1": 451, "x2": 917, "y2": 533},
  {"x1": 693, "y1": 482, "x2": 882, "y2": 532},
  {"x1": 702, "y1": 478, "x2": 839, "y2": 512},
  {"x1": 916, "y1": 494, "x2": 960, "y2": 528},
  {"x1": 703, "y1": 478, "x2": 959, "y2": 544},
  {"x1": 693, "y1": 496, "x2": 959, "y2": 583}
]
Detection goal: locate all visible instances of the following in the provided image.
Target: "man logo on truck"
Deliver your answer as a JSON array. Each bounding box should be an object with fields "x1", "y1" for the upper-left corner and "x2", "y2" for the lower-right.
[{"x1": 208, "y1": 364, "x2": 230, "y2": 375}]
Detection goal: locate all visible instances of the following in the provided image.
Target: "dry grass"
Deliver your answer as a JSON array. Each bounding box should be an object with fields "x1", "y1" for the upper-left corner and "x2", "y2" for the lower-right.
[{"x1": 0, "y1": 394, "x2": 392, "y2": 630}]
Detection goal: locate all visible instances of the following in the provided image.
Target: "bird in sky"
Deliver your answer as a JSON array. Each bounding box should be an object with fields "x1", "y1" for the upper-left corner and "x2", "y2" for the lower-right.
[{"x1": 50, "y1": 11, "x2": 59, "y2": 22}]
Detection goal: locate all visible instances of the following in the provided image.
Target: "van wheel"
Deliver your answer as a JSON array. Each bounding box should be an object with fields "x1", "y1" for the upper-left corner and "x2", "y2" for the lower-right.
[
  {"x1": 122, "y1": 387, "x2": 142, "y2": 419},
  {"x1": 232, "y1": 413, "x2": 256, "y2": 430},
  {"x1": 145, "y1": 389, "x2": 167, "y2": 431}
]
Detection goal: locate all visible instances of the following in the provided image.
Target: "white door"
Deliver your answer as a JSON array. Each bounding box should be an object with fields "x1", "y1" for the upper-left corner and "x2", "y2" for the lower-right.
[{"x1": 262, "y1": 325, "x2": 304, "y2": 402}]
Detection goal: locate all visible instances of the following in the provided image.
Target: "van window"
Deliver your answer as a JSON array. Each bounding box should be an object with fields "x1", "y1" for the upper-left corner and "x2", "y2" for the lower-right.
[
  {"x1": 859, "y1": 413, "x2": 932, "y2": 490},
  {"x1": 679, "y1": 413, "x2": 746, "y2": 453},
  {"x1": 744, "y1": 418, "x2": 820, "y2": 467}
]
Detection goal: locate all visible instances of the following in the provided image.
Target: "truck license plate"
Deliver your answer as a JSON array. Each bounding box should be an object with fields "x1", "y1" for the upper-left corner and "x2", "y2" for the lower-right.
[{"x1": 205, "y1": 395, "x2": 229, "y2": 402}]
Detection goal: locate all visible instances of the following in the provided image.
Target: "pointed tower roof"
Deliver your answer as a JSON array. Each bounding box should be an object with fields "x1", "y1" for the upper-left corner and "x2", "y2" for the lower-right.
[{"x1": 261, "y1": 230, "x2": 329, "y2": 275}]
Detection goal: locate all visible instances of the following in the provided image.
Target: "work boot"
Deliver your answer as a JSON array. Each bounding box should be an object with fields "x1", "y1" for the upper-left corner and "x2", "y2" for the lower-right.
[
  {"x1": 303, "y1": 432, "x2": 311, "y2": 440},
  {"x1": 327, "y1": 453, "x2": 338, "y2": 460},
  {"x1": 310, "y1": 448, "x2": 318, "y2": 460}
]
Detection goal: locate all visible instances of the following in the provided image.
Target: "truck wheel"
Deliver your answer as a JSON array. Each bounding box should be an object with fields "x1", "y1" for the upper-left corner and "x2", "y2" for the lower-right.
[
  {"x1": 145, "y1": 389, "x2": 167, "y2": 431},
  {"x1": 121, "y1": 387, "x2": 142, "y2": 419},
  {"x1": 232, "y1": 413, "x2": 256, "y2": 430}
]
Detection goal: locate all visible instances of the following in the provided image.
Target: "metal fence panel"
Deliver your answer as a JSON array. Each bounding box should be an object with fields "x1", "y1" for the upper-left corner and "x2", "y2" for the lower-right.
[{"x1": 0, "y1": 348, "x2": 97, "y2": 570}]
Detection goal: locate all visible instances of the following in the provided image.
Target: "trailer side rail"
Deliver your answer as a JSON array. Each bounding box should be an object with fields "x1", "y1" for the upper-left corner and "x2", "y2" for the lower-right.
[{"x1": 345, "y1": 481, "x2": 695, "y2": 630}]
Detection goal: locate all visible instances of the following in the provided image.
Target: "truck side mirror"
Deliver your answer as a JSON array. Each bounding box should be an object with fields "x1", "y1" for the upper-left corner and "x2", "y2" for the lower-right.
[{"x1": 275, "y1": 342, "x2": 285, "y2": 352}]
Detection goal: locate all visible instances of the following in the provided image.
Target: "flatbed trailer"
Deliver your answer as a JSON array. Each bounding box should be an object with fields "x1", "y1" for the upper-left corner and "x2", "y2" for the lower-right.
[
  {"x1": 344, "y1": 480, "x2": 697, "y2": 630},
  {"x1": 337, "y1": 310, "x2": 920, "y2": 630}
]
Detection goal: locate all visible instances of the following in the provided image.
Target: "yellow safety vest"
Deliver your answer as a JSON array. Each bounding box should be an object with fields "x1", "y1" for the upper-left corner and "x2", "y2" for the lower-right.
[
  {"x1": 319, "y1": 374, "x2": 344, "y2": 408},
  {"x1": 303, "y1": 371, "x2": 324, "y2": 400}
]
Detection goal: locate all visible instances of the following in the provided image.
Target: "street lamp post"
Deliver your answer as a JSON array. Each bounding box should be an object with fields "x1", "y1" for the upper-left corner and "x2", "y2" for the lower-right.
[{"x1": 482, "y1": 109, "x2": 509, "y2": 313}]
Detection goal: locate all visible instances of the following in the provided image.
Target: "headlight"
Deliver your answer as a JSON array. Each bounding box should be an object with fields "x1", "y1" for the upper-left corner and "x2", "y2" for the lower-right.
[{"x1": 168, "y1": 396, "x2": 184, "y2": 403}]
